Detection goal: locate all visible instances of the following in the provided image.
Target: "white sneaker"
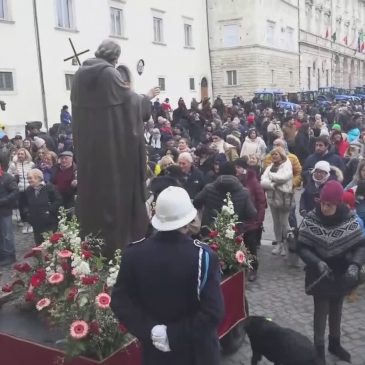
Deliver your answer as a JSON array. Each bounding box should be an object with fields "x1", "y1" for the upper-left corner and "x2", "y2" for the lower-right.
[
  {"x1": 280, "y1": 244, "x2": 288, "y2": 257},
  {"x1": 27, "y1": 226, "x2": 33, "y2": 233},
  {"x1": 22, "y1": 225, "x2": 28, "y2": 234},
  {"x1": 17, "y1": 221, "x2": 24, "y2": 227},
  {"x1": 272, "y1": 244, "x2": 282, "y2": 255}
]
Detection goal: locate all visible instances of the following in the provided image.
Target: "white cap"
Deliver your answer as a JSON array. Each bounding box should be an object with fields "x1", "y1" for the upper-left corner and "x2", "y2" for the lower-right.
[
  {"x1": 313, "y1": 160, "x2": 330, "y2": 174},
  {"x1": 152, "y1": 186, "x2": 197, "y2": 231}
]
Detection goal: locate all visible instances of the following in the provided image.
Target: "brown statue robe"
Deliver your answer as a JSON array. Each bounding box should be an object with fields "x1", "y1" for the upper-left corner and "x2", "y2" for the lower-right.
[{"x1": 71, "y1": 58, "x2": 150, "y2": 256}]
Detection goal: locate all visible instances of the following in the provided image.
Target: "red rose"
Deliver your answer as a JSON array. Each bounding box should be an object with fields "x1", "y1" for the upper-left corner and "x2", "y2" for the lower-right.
[
  {"x1": 89, "y1": 320, "x2": 100, "y2": 335},
  {"x1": 25, "y1": 291, "x2": 35, "y2": 302},
  {"x1": 14, "y1": 262, "x2": 32, "y2": 273},
  {"x1": 81, "y1": 275, "x2": 99, "y2": 285},
  {"x1": 36, "y1": 268, "x2": 46, "y2": 280},
  {"x1": 67, "y1": 287, "x2": 78, "y2": 302},
  {"x1": 208, "y1": 230, "x2": 219, "y2": 238},
  {"x1": 210, "y1": 243, "x2": 220, "y2": 252},
  {"x1": 81, "y1": 250, "x2": 93, "y2": 260},
  {"x1": 2, "y1": 284, "x2": 13, "y2": 293},
  {"x1": 50, "y1": 232, "x2": 64, "y2": 244},
  {"x1": 118, "y1": 323, "x2": 127, "y2": 334},
  {"x1": 235, "y1": 236, "x2": 243, "y2": 245},
  {"x1": 30, "y1": 270, "x2": 46, "y2": 288}
]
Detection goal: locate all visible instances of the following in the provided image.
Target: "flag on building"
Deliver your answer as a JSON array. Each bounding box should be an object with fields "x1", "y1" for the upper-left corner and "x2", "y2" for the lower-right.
[
  {"x1": 343, "y1": 35, "x2": 348, "y2": 45},
  {"x1": 358, "y1": 31, "x2": 364, "y2": 52},
  {"x1": 325, "y1": 28, "x2": 329, "y2": 38},
  {"x1": 331, "y1": 32, "x2": 337, "y2": 42}
]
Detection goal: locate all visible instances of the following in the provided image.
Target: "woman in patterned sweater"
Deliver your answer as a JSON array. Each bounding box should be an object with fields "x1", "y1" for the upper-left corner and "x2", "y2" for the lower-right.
[{"x1": 297, "y1": 180, "x2": 365, "y2": 365}]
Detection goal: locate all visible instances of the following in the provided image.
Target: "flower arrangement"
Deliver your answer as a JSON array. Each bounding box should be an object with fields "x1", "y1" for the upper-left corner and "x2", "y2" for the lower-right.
[
  {"x1": 206, "y1": 193, "x2": 252, "y2": 274},
  {"x1": 1, "y1": 209, "x2": 130, "y2": 361}
]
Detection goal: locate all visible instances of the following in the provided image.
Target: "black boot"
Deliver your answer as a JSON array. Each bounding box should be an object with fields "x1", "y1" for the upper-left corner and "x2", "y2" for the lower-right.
[
  {"x1": 328, "y1": 336, "x2": 351, "y2": 363},
  {"x1": 315, "y1": 344, "x2": 326, "y2": 365}
]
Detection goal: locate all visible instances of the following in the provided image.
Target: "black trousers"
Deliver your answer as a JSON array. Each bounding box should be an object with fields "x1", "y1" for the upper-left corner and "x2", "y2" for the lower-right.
[
  {"x1": 313, "y1": 295, "x2": 344, "y2": 346},
  {"x1": 18, "y1": 191, "x2": 28, "y2": 222},
  {"x1": 244, "y1": 228, "x2": 261, "y2": 271}
]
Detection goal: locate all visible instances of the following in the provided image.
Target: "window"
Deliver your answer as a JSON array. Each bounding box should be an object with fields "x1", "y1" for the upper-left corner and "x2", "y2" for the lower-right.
[
  {"x1": 307, "y1": 67, "x2": 311, "y2": 90},
  {"x1": 227, "y1": 70, "x2": 237, "y2": 86},
  {"x1": 0, "y1": 0, "x2": 8, "y2": 19},
  {"x1": 189, "y1": 78, "x2": 195, "y2": 91},
  {"x1": 223, "y1": 24, "x2": 240, "y2": 47},
  {"x1": 110, "y1": 7, "x2": 124, "y2": 37},
  {"x1": 286, "y1": 27, "x2": 294, "y2": 51},
  {"x1": 158, "y1": 77, "x2": 165, "y2": 91},
  {"x1": 56, "y1": 0, "x2": 74, "y2": 29},
  {"x1": 266, "y1": 21, "x2": 276, "y2": 46},
  {"x1": 153, "y1": 17, "x2": 164, "y2": 43},
  {"x1": 184, "y1": 24, "x2": 193, "y2": 47},
  {"x1": 0, "y1": 72, "x2": 13, "y2": 91},
  {"x1": 65, "y1": 73, "x2": 74, "y2": 91}
]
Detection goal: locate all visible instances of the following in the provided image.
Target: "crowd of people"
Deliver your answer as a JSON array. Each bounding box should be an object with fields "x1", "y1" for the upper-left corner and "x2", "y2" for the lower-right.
[{"x1": 1, "y1": 89, "x2": 365, "y2": 364}]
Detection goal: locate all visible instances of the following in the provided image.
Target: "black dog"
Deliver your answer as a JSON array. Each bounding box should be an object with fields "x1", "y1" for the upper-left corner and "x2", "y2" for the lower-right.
[{"x1": 244, "y1": 316, "x2": 319, "y2": 365}]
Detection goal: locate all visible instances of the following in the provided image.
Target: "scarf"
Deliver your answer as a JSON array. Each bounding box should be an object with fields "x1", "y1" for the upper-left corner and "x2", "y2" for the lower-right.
[{"x1": 298, "y1": 205, "x2": 362, "y2": 260}]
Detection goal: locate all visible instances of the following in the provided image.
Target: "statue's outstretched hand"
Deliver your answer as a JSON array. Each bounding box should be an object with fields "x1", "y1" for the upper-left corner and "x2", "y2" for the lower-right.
[{"x1": 147, "y1": 87, "x2": 160, "y2": 100}]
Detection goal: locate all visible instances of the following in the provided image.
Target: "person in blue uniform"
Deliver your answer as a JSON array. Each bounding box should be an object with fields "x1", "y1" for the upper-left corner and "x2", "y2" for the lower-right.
[{"x1": 111, "y1": 186, "x2": 224, "y2": 365}]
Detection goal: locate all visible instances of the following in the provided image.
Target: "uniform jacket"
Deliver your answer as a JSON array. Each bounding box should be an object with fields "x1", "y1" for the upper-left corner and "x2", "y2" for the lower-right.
[
  {"x1": 110, "y1": 231, "x2": 224, "y2": 365},
  {"x1": 182, "y1": 167, "x2": 205, "y2": 199},
  {"x1": 193, "y1": 175, "x2": 257, "y2": 228}
]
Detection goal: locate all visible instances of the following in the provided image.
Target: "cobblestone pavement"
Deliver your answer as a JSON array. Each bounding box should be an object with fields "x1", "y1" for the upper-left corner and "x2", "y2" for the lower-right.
[{"x1": 222, "y1": 205, "x2": 365, "y2": 365}]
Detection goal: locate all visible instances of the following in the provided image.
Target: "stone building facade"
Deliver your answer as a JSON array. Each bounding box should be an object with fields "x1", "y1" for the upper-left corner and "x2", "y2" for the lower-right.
[{"x1": 207, "y1": 0, "x2": 300, "y2": 102}]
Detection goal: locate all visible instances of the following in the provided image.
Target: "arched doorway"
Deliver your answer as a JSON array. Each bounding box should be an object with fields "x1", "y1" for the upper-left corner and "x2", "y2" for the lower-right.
[{"x1": 200, "y1": 77, "x2": 208, "y2": 100}]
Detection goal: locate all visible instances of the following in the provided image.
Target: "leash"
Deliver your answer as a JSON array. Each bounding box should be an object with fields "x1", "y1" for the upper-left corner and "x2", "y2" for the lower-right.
[{"x1": 305, "y1": 269, "x2": 333, "y2": 294}]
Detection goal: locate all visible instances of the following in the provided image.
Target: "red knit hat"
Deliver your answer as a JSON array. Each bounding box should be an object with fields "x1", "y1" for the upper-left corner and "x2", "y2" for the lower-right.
[
  {"x1": 342, "y1": 190, "x2": 356, "y2": 209},
  {"x1": 319, "y1": 180, "x2": 344, "y2": 205},
  {"x1": 247, "y1": 115, "x2": 255, "y2": 125}
]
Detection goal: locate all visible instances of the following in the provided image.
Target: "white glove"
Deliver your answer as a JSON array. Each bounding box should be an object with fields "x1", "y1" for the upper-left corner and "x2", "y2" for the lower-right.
[{"x1": 151, "y1": 324, "x2": 171, "y2": 352}]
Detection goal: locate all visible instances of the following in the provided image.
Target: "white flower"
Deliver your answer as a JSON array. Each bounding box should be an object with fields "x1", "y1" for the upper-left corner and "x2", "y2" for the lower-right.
[
  {"x1": 70, "y1": 237, "x2": 81, "y2": 246},
  {"x1": 75, "y1": 261, "x2": 91, "y2": 275},
  {"x1": 225, "y1": 228, "x2": 235, "y2": 239}
]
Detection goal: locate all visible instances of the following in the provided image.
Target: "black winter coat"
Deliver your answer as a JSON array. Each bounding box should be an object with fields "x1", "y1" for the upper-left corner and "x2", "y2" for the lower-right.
[
  {"x1": 193, "y1": 175, "x2": 257, "y2": 228},
  {"x1": 25, "y1": 183, "x2": 62, "y2": 232},
  {"x1": 182, "y1": 167, "x2": 205, "y2": 199},
  {"x1": 0, "y1": 172, "x2": 18, "y2": 216},
  {"x1": 110, "y1": 231, "x2": 224, "y2": 365}
]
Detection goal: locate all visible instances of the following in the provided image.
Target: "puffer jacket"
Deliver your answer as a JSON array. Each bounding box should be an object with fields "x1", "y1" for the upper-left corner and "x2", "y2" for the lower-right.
[
  {"x1": 240, "y1": 136, "x2": 267, "y2": 161},
  {"x1": 193, "y1": 175, "x2": 257, "y2": 228},
  {"x1": 8, "y1": 157, "x2": 35, "y2": 192}
]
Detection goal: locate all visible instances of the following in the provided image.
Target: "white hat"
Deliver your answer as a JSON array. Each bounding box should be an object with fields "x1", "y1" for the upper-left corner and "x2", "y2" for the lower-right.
[
  {"x1": 33, "y1": 136, "x2": 45, "y2": 149},
  {"x1": 152, "y1": 186, "x2": 197, "y2": 231},
  {"x1": 313, "y1": 160, "x2": 330, "y2": 174}
]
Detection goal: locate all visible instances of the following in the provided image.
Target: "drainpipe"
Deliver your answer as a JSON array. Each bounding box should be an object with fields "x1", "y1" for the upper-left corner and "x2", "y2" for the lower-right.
[
  {"x1": 32, "y1": 0, "x2": 48, "y2": 130},
  {"x1": 205, "y1": 0, "x2": 214, "y2": 99}
]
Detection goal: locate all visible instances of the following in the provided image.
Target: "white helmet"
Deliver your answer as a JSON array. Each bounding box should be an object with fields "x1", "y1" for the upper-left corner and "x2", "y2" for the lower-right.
[{"x1": 151, "y1": 186, "x2": 197, "y2": 231}]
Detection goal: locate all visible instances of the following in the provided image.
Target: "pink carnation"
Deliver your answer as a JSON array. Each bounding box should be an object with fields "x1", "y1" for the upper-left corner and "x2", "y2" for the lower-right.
[
  {"x1": 36, "y1": 298, "x2": 51, "y2": 311},
  {"x1": 70, "y1": 320, "x2": 89, "y2": 340},
  {"x1": 58, "y1": 250, "x2": 73, "y2": 259},
  {"x1": 95, "y1": 293, "x2": 111, "y2": 309},
  {"x1": 235, "y1": 250, "x2": 246, "y2": 264},
  {"x1": 48, "y1": 273, "x2": 64, "y2": 285}
]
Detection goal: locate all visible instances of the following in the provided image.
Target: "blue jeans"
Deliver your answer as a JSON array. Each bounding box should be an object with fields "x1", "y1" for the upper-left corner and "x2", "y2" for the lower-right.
[{"x1": 0, "y1": 215, "x2": 15, "y2": 258}]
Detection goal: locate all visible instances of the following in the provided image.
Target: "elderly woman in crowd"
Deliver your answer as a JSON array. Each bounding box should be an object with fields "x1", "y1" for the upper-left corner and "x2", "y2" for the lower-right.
[
  {"x1": 297, "y1": 181, "x2": 365, "y2": 365},
  {"x1": 25, "y1": 169, "x2": 62, "y2": 245},
  {"x1": 240, "y1": 128, "x2": 267, "y2": 164},
  {"x1": 8, "y1": 148, "x2": 35, "y2": 234},
  {"x1": 261, "y1": 147, "x2": 293, "y2": 257}
]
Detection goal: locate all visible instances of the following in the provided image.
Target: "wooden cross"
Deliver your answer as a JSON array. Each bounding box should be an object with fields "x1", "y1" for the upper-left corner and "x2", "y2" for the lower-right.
[{"x1": 63, "y1": 38, "x2": 90, "y2": 66}]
